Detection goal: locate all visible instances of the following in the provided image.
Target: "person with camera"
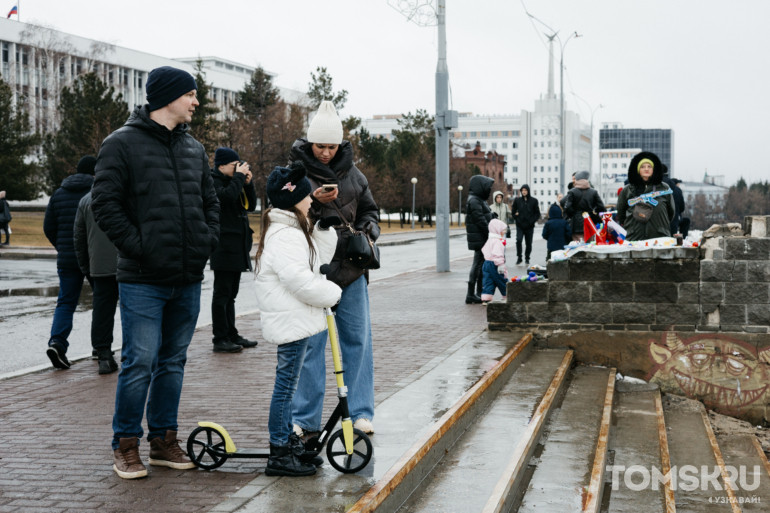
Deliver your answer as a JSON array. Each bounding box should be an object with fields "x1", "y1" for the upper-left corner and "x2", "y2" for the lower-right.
[
  {"x1": 288, "y1": 101, "x2": 380, "y2": 437},
  {"x1": 617, "y1": 152, "x2": 674, "y2": 241},
  {"x1": 209, "y1": 147, "x2": 259, "y2": 353}
]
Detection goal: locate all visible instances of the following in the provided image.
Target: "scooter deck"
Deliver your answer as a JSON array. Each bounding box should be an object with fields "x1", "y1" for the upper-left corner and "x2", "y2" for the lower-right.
[{"x1": 229, "y1": 448, "x2": 270, "y2": 459}]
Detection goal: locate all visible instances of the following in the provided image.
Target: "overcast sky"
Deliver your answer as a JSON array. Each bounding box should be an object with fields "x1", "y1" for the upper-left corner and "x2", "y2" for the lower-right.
[{"x1": 9, "y1": 0, "x2": 770, "y2": 185}]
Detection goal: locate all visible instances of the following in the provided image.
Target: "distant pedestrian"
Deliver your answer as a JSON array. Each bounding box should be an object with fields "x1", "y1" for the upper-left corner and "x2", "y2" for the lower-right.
[
  {"x1": 661, "y1": 168, "x2": 685, "y2": 235},
  {"x1": 255, "y1": 162, "x2": 341, "y2": 477},
  {"x1": 43, "y1": 156, "x2": 95, "y2": 370},
  {"x1": 617, "y1": 152, "x2": 674, "y2": 241},
  {"x1": 511, "y1": 184, "x2": 541, "y2": 265},
  {"x1": 92, "y1": 66, "x2": 219, "y2": 480},
  {"x1": 0, "y1": 190, "x2": 11, "y2": 245},
  {"x1": 489, "y1": 190, "x2": 511, "y2": 238},
  {"x1": 542, "y1": 203, "x2": 572, "y2": 261},
  {"x1": 480, "y1": 218, "x2": 509, "y2": 305},
  {"x1": 74, "y1": 188, "x2": 120, "y2": 374},
  {"x1": 209, "y1": 147, "x2": 259, "y2": 354},
  {"x1": 464, "y1": 175, "x2": 495, "y2": 304},
  {"x1": 563, "y1": 171, "x2": 605, "y2": 242}
]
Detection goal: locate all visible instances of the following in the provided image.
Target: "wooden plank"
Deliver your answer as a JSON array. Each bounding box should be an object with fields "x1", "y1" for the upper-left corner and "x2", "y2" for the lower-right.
[
  {"x1": 582, "y1": 369, "x2": 617, "y2": 513},
  {"x1": 700, "y1": 408, "x2": 742, "y2": 513},
  {"x1": 655, "y1": 393, "x2": 677, "y2": 513}
]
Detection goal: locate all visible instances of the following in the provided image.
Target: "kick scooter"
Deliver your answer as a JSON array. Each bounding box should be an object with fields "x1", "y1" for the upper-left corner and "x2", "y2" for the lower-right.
[{"x1": 186, "y1": 306, "x2": 373, "y2": 474}]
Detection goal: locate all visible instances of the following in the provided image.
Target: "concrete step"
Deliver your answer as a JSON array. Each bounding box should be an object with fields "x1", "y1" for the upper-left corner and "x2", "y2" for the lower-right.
[
  {"x1": 518, "y1": 366, "x2": 616, "y2": 512},
  {"x1": 715, "y1": 433, "x2": 770, "y2": 511},
  {"x1": 663, "y1": 395, "x2": 734, "y2": 512},
  {"x1": 394, "y1": 349, "x2": 572, "y2": 513},
  {"x1": 606, "y1": 383, "x2": 670, "y2": 513}
]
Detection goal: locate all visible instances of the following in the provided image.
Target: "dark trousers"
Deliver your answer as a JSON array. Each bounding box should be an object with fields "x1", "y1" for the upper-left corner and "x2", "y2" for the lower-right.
[
  {"x1": 211, "y1": 270, "x2": 242, "y2": 342},
  {"x1": 0, "y1": 222, "x2": 8, "y2": 242},
  {"x1": 516, "y1": 226, "x2": 534, "y2": 261},
  {"x1": 468, "y1": 250, "x2": 485, "y2": 293},
  {"x1": 50, "y1": 267, "x2": 88, "y2": 349},
  {"x1": 91, "y1": 276, "x2": 119, "y2": 355}
]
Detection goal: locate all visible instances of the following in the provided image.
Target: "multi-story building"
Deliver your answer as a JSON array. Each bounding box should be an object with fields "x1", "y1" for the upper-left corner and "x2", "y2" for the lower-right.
[
  {"x1": 599, "y1": 123, "x2": 674, "y2": 173},
  {"x1": 0, "y1": 18, "x2": 304, "y2": 134},
  {"x1": 598, "y1": 148, "x2": 642, "y2": 206}
]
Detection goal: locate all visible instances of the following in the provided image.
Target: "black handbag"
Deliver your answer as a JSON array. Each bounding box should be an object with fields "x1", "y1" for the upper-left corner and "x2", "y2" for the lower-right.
[
  {"x1": 332, "y1": 204, "x2": 381, "y2": 270},
  {"x1": 631, "y1": 186, "x2": 656, "y2": 223}
]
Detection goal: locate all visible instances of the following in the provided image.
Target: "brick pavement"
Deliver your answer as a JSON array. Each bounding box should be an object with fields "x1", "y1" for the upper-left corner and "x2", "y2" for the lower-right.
[{"x1": 0, "y1": 259, "x2": 487, "y2": 513}]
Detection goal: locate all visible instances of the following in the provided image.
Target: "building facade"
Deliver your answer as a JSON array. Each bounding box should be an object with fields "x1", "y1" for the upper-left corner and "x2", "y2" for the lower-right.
[{"x1": 599, "y1": 123, "x2": 674, "y2": 174}]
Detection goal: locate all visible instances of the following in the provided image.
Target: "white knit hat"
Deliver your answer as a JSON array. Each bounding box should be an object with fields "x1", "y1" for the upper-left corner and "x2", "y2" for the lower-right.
[{"x1": 307, "y1": 101, "x2": 343, "y2": 144}]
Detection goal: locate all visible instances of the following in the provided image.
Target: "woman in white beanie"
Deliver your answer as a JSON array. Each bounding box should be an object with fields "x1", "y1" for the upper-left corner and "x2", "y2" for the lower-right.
[{"x1": 289, "y1": 101, "x2": 380, "y2": 437}]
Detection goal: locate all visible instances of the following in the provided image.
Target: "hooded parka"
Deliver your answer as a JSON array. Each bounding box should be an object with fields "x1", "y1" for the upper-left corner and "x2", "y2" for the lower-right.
[
  {"x1": 289, "y1": 139, "x2": 380, "y2": 289},
  {"x1": 91, "y1": 105, "x2": 220, "y2": 285},
  {"x1": 465, "y1": 175, "x2": 495, "y2": 250},
  {"x1": 617, "y1": 152, "x2": 675, "y2": 241},
  {"x1": 511, "y1": 184, "x2": 541, "y2": 230}
]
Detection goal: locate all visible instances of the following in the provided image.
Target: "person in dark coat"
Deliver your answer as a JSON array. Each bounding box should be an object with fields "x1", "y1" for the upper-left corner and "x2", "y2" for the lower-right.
[
  {"x1": 43, "y1": 156, "x2": 95, "y2": 370},
  {"x1": 464, "y1": 174, "x2": 495, "y2": 304},
  {"x1": 617, "y1": 151, "x2": 674, "y2": 241},
  {"x1": 562, "y1": 171, "x2": 605, "y2": 242},
  {"x1": 0, "y1": 190, "x2": 11, "y2": 245},
  {"x1": 74, "y1": 188, "x2": 120, "y2": 374},
  {"x1": 208, "y1": 147, "x2": 258, "y2": 353},
  {"x1": 289, "y1": 101, "x2": 380, "y2": 437},
  {"x1": 92, "y1": 66, "x2": 219, "y2": 480},
  {"x1": 511, "y1": 184, "x2": 541, "y2": 265},
  {"x1": 661, "y1": 166, "x2": 685, "y2": 235},
  {"x1": 542, "y1": 203, "x2": 572, "y2": 261}
]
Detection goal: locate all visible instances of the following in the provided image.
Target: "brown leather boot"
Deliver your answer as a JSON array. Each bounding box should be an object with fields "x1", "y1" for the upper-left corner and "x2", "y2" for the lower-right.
[
  {"x1": 148, "y1": 430, "x2": 195, "y2": 469},
  {"x1": 113, "y1": 437, "x2": 147, "y2": 479}
]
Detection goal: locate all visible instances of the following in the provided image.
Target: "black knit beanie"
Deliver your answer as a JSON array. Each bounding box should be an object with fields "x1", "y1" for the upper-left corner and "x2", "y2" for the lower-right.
[
  {"x1": 76, "y1": 155, "x2": 97, "y2": 175},
  {"x1": 214, "y1": 147, "x2": 240, "y2": 168},
  {"x1": 146, "y1": 66, "x2": 198, "y2": 112},
  {"x1": 267, "y1": 162, "x2": 312, "y2": 209}
]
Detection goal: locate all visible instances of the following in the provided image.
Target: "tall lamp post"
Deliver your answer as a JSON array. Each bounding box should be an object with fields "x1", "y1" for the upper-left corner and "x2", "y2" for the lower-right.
[
  {"x1": 411, "y1": 177, "x2": 418, "y2": 229},
  {"x1": 457, "y1": 185, "x2": 463, "y2": 226},
  {"x1": 557, "y1": 31, "x2": 581, "y2": 195}
]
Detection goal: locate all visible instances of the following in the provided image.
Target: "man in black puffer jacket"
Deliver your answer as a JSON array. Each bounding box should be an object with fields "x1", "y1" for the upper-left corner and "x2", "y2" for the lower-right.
[
  {"x1": 464, "y1": 175, "x2": 495, "y2": 304},
  {"x1": 43, "y1": 155, "x2": 95, "y2": 370},
  {"x1": 92, "y1": 66, "x2": 219, "y2": 480}
]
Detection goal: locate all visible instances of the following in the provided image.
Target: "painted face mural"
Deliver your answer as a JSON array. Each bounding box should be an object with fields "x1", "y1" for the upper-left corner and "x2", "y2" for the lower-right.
[{"x1": 648, "y1": 331, "x2": 770, "y2": 415}]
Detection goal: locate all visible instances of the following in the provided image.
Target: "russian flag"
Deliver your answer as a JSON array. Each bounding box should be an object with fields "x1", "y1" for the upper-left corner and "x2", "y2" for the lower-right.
[{"x1": 7, "y1": 5, "x2": 17, "y2": 18}]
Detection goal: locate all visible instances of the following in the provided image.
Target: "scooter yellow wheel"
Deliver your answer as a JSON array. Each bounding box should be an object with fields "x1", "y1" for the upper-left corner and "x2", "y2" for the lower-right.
[
  {"x1": 326, "y1": 428, "x2": 372, "y2": 474},
  {"x1": 187, "y1": 426, "x2": 229, "y2": 470}
]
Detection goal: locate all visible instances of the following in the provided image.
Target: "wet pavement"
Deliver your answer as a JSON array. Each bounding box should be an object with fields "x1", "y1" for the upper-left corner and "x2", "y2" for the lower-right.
[{"x1": 0, "y1": 232, "x2": 547, "y2": 512}]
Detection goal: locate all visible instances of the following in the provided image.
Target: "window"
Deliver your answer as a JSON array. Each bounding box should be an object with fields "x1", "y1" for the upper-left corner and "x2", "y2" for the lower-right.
[
  {"x1": 491, "y1": 131, "x2": 498, "y2": 137},
  {"x1": 534, "y1": 129, "x2": 538, "y2": 135},
  {"x1": 512, "y1": 154, "x2": 518, "y2": 160},
  {"x1": 534, "y1": 154, "x2": 538, "y2": 160},
  {"x1": 491, "y1": 142, "x2": 497, "y2": 149},
  {"x1": 512, "y1": 166, "x2": 518, "y2": 172},
  {"x1": 512, "y1": 142, "x2": 518, "y2": 148},
  {"x1": 481, "y1": 132, "x2": 488, "y2": 137},
  {"x1": 502, "y1": 142, "x2": 508, "y2": 149},
  {"x1": 470, "y1": 132, "x2": 477, "y2": 137}
]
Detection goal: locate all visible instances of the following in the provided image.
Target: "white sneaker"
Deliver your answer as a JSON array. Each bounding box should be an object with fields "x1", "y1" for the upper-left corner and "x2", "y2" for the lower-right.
[
  {"x1": 292, "y1": 424, "x2": 304, "y2": 437},
  {"x1": 354, "y1": 418, "x2": 374, "y2": 434}
]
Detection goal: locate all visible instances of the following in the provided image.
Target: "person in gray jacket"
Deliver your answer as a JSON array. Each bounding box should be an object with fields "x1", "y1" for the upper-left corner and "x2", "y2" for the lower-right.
[{"x1": 74, "y1": 187, "x2": 120, "y2": 374}]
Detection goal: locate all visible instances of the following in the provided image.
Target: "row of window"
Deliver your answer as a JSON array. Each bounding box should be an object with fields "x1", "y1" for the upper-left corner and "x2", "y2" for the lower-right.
[
  {"x1": 454, "y1": 130, "x2": 522, "y2": 138},
  {"x1": 533, "y1": 153, "x2": 559, "y2": 160}
]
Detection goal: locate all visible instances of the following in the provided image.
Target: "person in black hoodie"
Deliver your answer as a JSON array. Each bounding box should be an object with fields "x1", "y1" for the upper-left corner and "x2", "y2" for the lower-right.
[
  {"x1": 208, "y1": 147, "x2": 258, "y2": 354},
  {"x1": 43, "y1": 155, "x2": 95, "y2": 370},
  {"x1": 511, "y1": 184, "x2": 541, "y2": 265},
  {"x1": 562, "y1": 171, "x2": 605, "y2": 242},
  {"x1": 464, "y1": 174, "x2": 495, "y2": 303},
  {"x1": 92, "y1": 66, "x2": 219, "y2": 480},
  {"x1": 542, "y1": 203, "x2": 572, "y2": 261}
]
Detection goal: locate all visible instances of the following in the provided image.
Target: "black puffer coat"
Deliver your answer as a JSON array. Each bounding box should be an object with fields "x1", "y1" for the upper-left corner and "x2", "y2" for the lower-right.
[
  {"x1": 617, "y1": 152, "x2": 674, "y2": 241},
  {"x1": 209, "y1": 168, "x2": 256, "y2": 272},
  {"x1": 92, "y1": 105, "x2": 220, "y2": 285},
  {"x1": 44, "y1": 172, "x2": 94, "y2": 270},
  {"x1": 511, "y1": 184, "x2": 541, "y2": 230},
  {"x1": 465, "y1": 175, "x2": 495, "y2": 250},
  {"x1": 289, "y1": 139, "x2": 380, "y2": 289},
  {"x1": 562, "y1": 175, "x2": 605, "y2": 235}
]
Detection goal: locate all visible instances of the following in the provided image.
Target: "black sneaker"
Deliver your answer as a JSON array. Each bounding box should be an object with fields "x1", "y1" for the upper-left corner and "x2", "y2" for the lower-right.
[
  {"x1": 46, "y1": 341, "x2": 71, "y2": 370},
  {"x1": 289, "y1": 433, "x2": 323, "y2": 466},
  {"x1": 231, "y1": 335, "x2": 258, "y2": 348},
  {"x1": 212, "y1": 339, "x2": 243, "y2": 353},
  {"x1": 515, "y1": 257, "x2": 523, "y2": 265},
  {"x1": 98, "y1": 355, "x2": 119, "y2": 374}
]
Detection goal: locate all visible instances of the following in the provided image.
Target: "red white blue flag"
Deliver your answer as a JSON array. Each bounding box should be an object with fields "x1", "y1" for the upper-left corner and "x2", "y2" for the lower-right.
[{"x1": 7, "y1": 5, "x2": 18, "y2": 18}]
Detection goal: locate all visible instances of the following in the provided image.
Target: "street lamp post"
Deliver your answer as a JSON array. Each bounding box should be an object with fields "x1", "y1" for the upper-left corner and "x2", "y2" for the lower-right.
[
  {"x1": 457, "y1": 185, "x2": 463, "y2": 226},
  {"x1": 558, "y1": 31, "x2": 581, "y2": 195},
  {"x1": 411, "y1": 177, "x2": 418, "y2": 230}
]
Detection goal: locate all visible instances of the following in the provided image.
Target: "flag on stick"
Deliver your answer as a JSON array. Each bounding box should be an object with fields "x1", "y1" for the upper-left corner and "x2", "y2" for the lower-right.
[{"x1": 7, "y1": 5, "x2": 18, "y2": 18}]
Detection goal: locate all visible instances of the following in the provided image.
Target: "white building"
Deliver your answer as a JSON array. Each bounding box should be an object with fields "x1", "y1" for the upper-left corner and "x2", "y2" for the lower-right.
[
  {"x1": 0, "y1": 18, "x2": 305, "y2": 134},
  {"x1": 598, "y1": 148, "x2": 641, "y2": 206}
]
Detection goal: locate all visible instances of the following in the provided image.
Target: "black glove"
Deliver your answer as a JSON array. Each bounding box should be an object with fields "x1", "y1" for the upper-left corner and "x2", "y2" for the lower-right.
[{"x1": 318, "y1": 215, "x2": 342, "y2": 230}]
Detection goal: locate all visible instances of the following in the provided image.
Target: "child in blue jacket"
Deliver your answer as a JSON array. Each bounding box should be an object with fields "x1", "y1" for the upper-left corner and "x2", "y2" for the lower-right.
[{"x1": 542, "y1": 203, "x2": 572, "y2": 261}]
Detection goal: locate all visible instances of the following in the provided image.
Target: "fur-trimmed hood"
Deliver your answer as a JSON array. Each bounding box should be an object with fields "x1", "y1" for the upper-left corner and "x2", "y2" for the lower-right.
[{"x1": 627, "y1": 151, "x2": 664, "y2": 187}]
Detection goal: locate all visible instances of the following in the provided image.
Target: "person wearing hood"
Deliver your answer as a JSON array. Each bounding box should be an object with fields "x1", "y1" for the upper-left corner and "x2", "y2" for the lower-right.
[
  {"x1": 489, "y1": 190, "x2": 511, "y2": 238},
  {"x1": 562, "y1": 171, "x2": 605, "y2": 242},
  {"x1": 44, "y1": 155, "x2": 96, "y2": 371},
  {"x1": 288, "y1": 101, "x2": 379, "y2": 437},
  {"x1": 661, "y1": 165, "x2": 685, "y2": 235},
  {"x1": 542, "y1": 203, "x2": 572, "y2": 261},
  {"x1": 480, "y1": 218, "x2": 509, "y2": 304},
  {"x1": 617, "y1": 152, "x2": 674, "y2": 241},
  {"x1": 92, "y1": 66, "x2": 220, "y2": 480},
  {"x1": 464, "y1": 174, "x2": 496, "y2": 304},
  {"x1": 0, "y1": 190, "x2": 11, "y2": 245},
  {"x1": 208, "y1": 147, "x2": 259, "y2": 354},
  {"x1": 510, "y1": 184, "x2": 541, "y2": 265}
]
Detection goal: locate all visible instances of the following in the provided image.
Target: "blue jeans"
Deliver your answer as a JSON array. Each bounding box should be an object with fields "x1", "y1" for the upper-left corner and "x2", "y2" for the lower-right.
[
  {"x1": 292, "y1": 275, "x2": 374, "y2": 431},
  {"x1": 268, "y1": 332, "x2": 325, "y2": 446},
  {"x1": 49, "y1": 267, "x2": 87, "y2": 349},
  {"x1": 111, "y1": 282, "x2": 200, "y2": 449}
]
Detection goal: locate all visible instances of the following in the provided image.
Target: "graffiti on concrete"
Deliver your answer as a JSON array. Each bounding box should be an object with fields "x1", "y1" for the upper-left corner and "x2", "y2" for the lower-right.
[{"x1": 648, "y1": 331, "x2": 770, "y2": 415}]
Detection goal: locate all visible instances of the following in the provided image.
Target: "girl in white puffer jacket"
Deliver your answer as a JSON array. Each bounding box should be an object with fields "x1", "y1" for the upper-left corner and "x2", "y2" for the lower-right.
[{"x1": 255, "y1": 162, "x2": 341, "y2": 477}]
